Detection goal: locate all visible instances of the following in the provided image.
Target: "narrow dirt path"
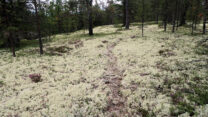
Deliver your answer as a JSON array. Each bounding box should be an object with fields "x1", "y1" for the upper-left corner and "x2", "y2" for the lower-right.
[{"x1": 102, "y1": 40, "x2": 126, "y2": 117}]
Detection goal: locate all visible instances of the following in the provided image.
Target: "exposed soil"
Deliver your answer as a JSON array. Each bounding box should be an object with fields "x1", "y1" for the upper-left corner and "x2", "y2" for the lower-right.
[{"x1": 102, "y1": 40, "x2": 126, "y2": 117}]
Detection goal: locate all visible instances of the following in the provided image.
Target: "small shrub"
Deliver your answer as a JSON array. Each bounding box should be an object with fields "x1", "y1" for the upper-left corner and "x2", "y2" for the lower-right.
[
  {"x1": 159, "y1": 49, "x2": 176, "y2": 57},
  {"x1": 47, "y1": 46, "x2": 73, "y2": 53},
  {"x1": 188, "y1": 85, "x2": 208, "y2": 105},
  {"x1": 195, "y1": 46, "x2": 208, "y2": 55},
  {"x1": 29, "y1": 74, "x2": 42, "y2": 83},
  {"x1": 195, "y1": 39, "x2": 208, "y2": 55},
  {"x1": 0, "y1": 80, "x2": 4, "y2": 87},
  {"x1": 74, "y1": 41, "x2": 84, "y2": 49},
  {"x1": 97, "y1": 45, "x2": 104, "y2": 48},
  {"x1": 46, "y1": 46, "x2": 73, "y2": 56},
  {"x1": 170, "y1": 102, "x2": 195, "y2": 116},
  {"x1": 102, "y1": 40, "x2": 108, "y2": 44},
  {"x1": 137, "y1": 108, "x2": 155, "y2": 117}
]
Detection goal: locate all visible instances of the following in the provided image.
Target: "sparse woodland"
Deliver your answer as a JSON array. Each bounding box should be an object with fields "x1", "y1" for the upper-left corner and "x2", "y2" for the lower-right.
[{"x1": 0, "y1": 0, "x2": 208, "y2": 116}]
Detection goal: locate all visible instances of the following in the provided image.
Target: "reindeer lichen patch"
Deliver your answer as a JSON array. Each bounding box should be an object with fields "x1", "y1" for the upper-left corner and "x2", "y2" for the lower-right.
[
  {"x1": 112, "y1": 26, "x2": 171, "y2": 116},
  {"x1": 0, "y1": 27, "x2": 110, "y2": 116},
  {"x1": 0, "y1": 24, "x2": 207, "y2": 116}
]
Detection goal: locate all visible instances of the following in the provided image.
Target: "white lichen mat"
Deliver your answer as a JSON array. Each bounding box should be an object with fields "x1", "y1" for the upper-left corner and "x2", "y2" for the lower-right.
[{"x1": 0, "y1": 24, "x2": 207, "y2": 117}]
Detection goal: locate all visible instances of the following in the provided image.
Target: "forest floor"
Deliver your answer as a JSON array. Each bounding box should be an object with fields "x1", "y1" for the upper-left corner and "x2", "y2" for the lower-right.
[{"x1": 0, "y1": 24, "x2": 208, "y2": 117}]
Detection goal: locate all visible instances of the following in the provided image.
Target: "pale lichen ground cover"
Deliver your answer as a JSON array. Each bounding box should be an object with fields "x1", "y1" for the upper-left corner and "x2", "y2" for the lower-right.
[{"x1": 0, "y1": 24, "x2": 207, "y2": 117}]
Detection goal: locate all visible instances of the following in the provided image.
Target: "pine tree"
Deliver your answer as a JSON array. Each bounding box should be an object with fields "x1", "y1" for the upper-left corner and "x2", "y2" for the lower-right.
[
  {"x1": 172, "y1": 0, "x2": 178, "y2": 33},
  {"x1": 203, "y1": 0, "x2": 208, "y2": 34},
  {"x1": 86, "y1": 0, "x2": 93, "y2": 35},
  {"x1": 33, "y1": 0, "x2": 43, "y2": 55},
  {"x1": 141, "y1": 0, "x2": 144, "y2": 36},
  {"x1": 125, "y1": 0, "x2": 129, "y2": 29}
]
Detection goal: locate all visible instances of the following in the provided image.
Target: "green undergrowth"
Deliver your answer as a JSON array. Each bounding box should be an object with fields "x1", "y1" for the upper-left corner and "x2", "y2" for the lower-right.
[
  {"x1": 195, "y1": 39, "x2": 208, "y2": 55},
  {"x1": 154, "y1": 27, "x2": 208, "y2": 116},
  {"x1": 160, "y1": 50, "x2": 208, "y2": 116},
  {"x1": 169, "y1": 74, "x2": 208, "y2": 116},
  {"x1": 137, "y1": 108, "x2": 156, "y2": 117},
  {"x1": 0, "y1": 80, "x2": 4, "y2": 87}
]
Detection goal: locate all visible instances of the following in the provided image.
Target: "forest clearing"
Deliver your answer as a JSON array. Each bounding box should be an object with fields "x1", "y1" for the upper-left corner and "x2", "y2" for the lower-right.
[{"x1": 0, "y1": 24, "x2": 208, "y2": 117}]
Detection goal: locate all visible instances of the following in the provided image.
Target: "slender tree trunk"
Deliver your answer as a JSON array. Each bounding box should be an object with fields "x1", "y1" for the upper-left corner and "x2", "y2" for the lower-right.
[
  {"x1": 125, "y1": 0, "x2": 129, "y2": 29},
  {"x1": 194, "y1": 18, "x2": 197, "y2": 30},
  {"x1": 163, "y1": 0, "x2": 168, "y2": 32},
  {"x1": 191, "y1": 0, "x2": 198, "y2": 35},
  {"x1": 2, "y1": 0, "x2": 9, "y2": 48},
  {"x1": 9, "y1": 33, "x2": 16, "y2": 57},
  {"x1": 7, "y1": 0, "x2": 16, "y2": 57},
  {"x1": 87, "y1": 0, "x2": 93, "y2": 35},
  {"x1": 172, "y1": 0, "x2": 178, "y2": 33},
  {"x1": 176, "y1": 18, "x2": 179, "y2": 30},
  {"x1": 142, "y1": 0, "x2": 144, "y2": 36},
  {"x1": 156, "y1": 14, "x2": 159, "y2": 24},
  {"x1": 192, "y1": 17, "x2": 195, "y2": 35},
  {"x1": 57, "y1": 8, "x2": 61, "y2": 33},
  {"x1": 123, "y1": 0, "x2": 126, "y2": 27},
  {"x1": 203, "y1": 0, "x2": 208, "y2": 34},
  {"x1": 1, "y1": 0, "x2": 6, "y2": 23},
  {"x1": 156, "y1": 0, "x2": 159, "y2": 24},
  {"x1": 172, "y1": 15, "x2": 175, "y2": 33},
  {"x1": 203, "y1": 16, "x2": 207, "y2": 34},
  {"x1": 176, "y1": 0, "x2": 180, "y2": 30},
  {"x1": 179, "y1": 0, "x2": 188, "y2": 26},
  {"x1": 33, "y1": 0, "x2": 43, "y2": 55}
]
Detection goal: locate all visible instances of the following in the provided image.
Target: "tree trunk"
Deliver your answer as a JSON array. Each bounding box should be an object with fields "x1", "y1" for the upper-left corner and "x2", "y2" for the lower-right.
[
  {"x1": 1, "y1": 0, "x2": 7, "y2": 25},
  {"x1": 194, "y1": 18, "x2": 197, "y2": 30},
  {"x1": 179, "y1": 0, "x2": 188, "y2": 26},
  {"x1": 9, "y1": 33, "x2": 16, "y2": 57},
  {"x1": 156, "y1": 14, "x2": 159, "y2": 24},
  {"x1": 122, "y1": 0, "x2": 126, "y2": 27},
  {"x1": 172, "y1": 0, "x2": 178, "y2": 33},
  {"x1": 156, "y1": 0, "x2": 159, "y2": 24},
  {"x1": 203, "y1": 0, "x2": 208, "y2": 34},
  {"x1": 57, "y1": 8, "x2": 61, "y2": 33},
  {"x1": 192, "y1": 17, "x2": 195, "y2": 35},
  {"x1": 203, "y1": 16, "x2": 207, "y2": 34},
  {"x1": 176, "y1": 0, "x2": 181, "y2": 30},
  {"x1": 125, "y1": 0, "x2": 129, "y2": 29},
  {"x1": 1, "y1": 0, "x2": 10, "y2": 49},
  {"x1": 8, "y1": 0, "x2": 16, "y2": 57},
  {"x1": 33, "y1": 0, "x2": 43, "y2": 55},
  {"x1": 56, "y1": 0, "x2": 62, "y2": 33},
  {"x1": 163, "y1": 0, "x2": 168, "y2": 32},
  {"x1": 176, "y1": 18, "x2": 179, "y2": 30},
  {"x1": 142, "y1": 0, "x2": 144, "y2": 36},
  {"x1": 87, "y1": 0, "x2": 93, "y2": 35}
]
